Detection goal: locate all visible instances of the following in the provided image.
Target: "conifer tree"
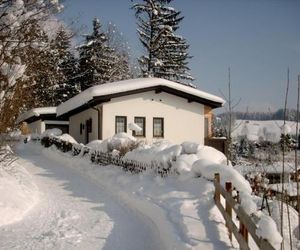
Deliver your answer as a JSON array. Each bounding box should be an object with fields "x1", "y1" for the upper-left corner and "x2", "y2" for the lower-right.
[
  {"x1": 77, "y1": 18, "x2": 118, "y2": 91},
  {"x1": 52, "y1": 27, "x2": 80, "y2": 105},
  {"x1": 106, "y1": 22, "x2": 133, "y2": 81},
  {"x1": 133, "y1": 0, "x2": 193, "y2": 84}
]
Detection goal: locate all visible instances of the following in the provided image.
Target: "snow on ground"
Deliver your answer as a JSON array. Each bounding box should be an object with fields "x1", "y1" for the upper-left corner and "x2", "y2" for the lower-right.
[
  {"x1": 253, "y1": 196, "x2": 300, "y2": 250},
  {"x1": 0, "y1": 143, "x2": 164, "y2": 250},
  {"x1": 0, "y1": 142, "x2": 237, "y2": 250},
  {"x1": 232, "y1": 120, "x2": 297, "y2": 142},
  {"x1": 0, "y1": 146, "x2": 38, "y2": 227},
  {"x1": 1, "y1": 134, "x2": 287, "y2": 249}
]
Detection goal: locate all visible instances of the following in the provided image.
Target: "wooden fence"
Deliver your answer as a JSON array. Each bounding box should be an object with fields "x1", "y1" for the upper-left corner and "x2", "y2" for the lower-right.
[
  {"x1": 40, "y1": 136, "x2": 173, "y2": 177},
  {"x1": 214, "y1": 173, "x2": 276, "y2": 250}
]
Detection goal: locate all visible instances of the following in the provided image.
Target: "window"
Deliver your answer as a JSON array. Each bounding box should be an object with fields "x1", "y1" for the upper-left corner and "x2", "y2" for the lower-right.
[
  {"x1": 153, "y1": 118, "x2": 164, "y2": 138},
  {"x1": 133, "y1": 117, "x2": 146, "y2": 137},
  {"x1": 80, "y1": 123, "x2": 83, "y2": 135},
  {"x1": 115, "y1": 116, "x2": 127, "y2": 133},
  {"x1": 87, "y1": 118, "x2": 92, "y2": 133}
]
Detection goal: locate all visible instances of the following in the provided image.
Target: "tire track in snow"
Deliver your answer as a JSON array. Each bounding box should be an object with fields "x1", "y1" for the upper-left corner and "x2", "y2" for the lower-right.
[{"x1": 0, "y1": 146, "x2": 163, "y2": 250}]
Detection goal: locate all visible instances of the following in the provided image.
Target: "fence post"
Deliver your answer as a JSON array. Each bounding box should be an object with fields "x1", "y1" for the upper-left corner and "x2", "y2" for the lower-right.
[
  {"x1": 214, "y1": 173, "x2": 220, "y2": 203},
  {"x1": 226, "y1": 182, "x2": 233, "y2": 241},
  {"x1": 237, "y1": 191, "x2": 249, "y2": 244}
]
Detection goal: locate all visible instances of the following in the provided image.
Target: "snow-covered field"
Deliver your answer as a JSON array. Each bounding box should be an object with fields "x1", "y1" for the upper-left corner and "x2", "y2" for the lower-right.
[{"x1": 232, "y1": 120, "x2": 297, "y2": 142}]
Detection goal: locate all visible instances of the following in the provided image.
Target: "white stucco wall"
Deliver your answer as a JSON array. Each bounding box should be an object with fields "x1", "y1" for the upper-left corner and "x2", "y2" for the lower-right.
[
  {"x1": 27, "y1": 120, "x2": 45, "y2": 134},
  {"x1": 102, "y1": 91, "x2": 204, "y2": 144},
  {"x1": 68, "y1": 91, "x2": 205, "y2": 145},
  {"x1": 69, "y1": 108, "x2": 98, "y2": 143}
]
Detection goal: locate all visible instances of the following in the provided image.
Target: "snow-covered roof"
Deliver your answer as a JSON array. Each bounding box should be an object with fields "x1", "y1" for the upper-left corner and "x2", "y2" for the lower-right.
[
  {"x1": 17, "y1": 107, "x2": 57, "y2": 124},
  {"x1": 57, "y1": 78, "x2": 225, "y2": 116}
]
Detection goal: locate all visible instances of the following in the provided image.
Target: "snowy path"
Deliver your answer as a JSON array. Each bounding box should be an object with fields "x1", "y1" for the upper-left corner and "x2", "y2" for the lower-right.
[{"x1": 0, "y1": 147, "x2": 163, "y2": 250}]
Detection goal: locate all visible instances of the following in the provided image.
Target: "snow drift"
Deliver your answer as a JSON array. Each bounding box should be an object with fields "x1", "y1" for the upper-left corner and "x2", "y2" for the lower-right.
[{"x1": 0, "y1": 145, "x2": 38, "y2": 227}]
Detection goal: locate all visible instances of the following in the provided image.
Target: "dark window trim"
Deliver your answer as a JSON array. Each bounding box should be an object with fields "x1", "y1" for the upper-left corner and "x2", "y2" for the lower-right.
[
  {"x1": 133, "y1": 116, "x2": 146, "y2": 137},
  {"x1": 115, "y1": 116, "x2": 127, "y2": 134},
  {"x1": 153, "y1": 117, "x2": 164, "y2": 138}
]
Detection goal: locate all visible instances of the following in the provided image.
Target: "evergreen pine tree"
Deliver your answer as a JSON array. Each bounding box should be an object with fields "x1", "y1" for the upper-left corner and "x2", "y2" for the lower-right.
[
  {"x1": 77, "y1": 18, "x2": 118, "y2": 91},
  {"x1": 106, "y1": 22, "x2": 133, "y2": 81},
  {"x1": 133, "y1": 0, "x2": 193, "y2": 84},
  {"x1": 52, "y1": 27, "x2": 80, "y2": 105}
]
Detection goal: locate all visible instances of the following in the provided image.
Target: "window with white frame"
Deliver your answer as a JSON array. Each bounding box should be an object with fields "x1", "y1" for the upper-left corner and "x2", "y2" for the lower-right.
[{"x1": 115, "y1": 116, "x2": 127, "y2": 133}]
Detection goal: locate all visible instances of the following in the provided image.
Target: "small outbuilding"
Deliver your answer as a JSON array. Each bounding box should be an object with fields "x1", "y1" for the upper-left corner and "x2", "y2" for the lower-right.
[
  {"x1": 17, "y1": 107, "x2": 69, "y2": 134},
  {"x1": 57, "y1": 78, "x2": 225, "y2": 144}
]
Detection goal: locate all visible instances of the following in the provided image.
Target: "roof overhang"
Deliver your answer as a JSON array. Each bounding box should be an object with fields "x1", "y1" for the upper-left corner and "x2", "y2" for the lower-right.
[{"x1": 58, "y1": 85, "x2": 223, "y2": 119}]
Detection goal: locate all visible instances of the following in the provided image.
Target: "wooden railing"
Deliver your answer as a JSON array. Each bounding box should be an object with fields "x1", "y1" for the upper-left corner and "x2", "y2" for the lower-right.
[
  {"x1": 40, "y1": 136, "x2": 173, "y2": 177},
  {"x1": 214, "y1": 173, "x2": 276, "y2": 250}
]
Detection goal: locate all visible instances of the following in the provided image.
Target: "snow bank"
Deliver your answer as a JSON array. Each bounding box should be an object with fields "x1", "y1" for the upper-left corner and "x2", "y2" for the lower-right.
[
  {"x1": 256, "y1": 213, "x2": 282, "y2": 249},
  {"x1": 172, "y1": 154, "x2": 199, "y2": 175},
  {"x1": 124, "y1": 141, "x2": 182, "y2": 167},
  {"x1": 196, "y1": 146, "x2": 227, "y2": 165},
  {"x1": 239, "y1": 192, "x2": 257, "y2": 215},
  {"x1": 0, "y1": 145, "x2": 38, "y2": 227},
  {"x1": 191, "y1": 159, "x2": 252, "y2": 194}
]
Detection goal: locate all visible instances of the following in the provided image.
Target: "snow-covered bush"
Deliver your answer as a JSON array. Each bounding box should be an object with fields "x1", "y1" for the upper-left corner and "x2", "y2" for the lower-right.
[
  {"x1": 191, "y1": 159, "x2": 252, "y2": 194},
  {"x1": 41, "y1": 128, "x2": 62, "y2": 138},
  {"x1": 86, "y1": 140, "x2": 108, "y2": 153},
  {"x1": 181, "y1": 141, "x2": 202, "y2": 154},
  {"x1": 58, "y1": 134, "x2": 77, "y2": 144},
  {"x1": 108, "y1": 133, "x2": 138, "y2": 156}
]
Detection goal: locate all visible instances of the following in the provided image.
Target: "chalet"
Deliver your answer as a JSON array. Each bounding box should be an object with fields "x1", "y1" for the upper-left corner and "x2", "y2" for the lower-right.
[
  {"x1": 17, "y1": 107, "x2": 69, "y2": 134},
  {"x1": 56, "y1": 78, "x2": 225, "y2": 144}
]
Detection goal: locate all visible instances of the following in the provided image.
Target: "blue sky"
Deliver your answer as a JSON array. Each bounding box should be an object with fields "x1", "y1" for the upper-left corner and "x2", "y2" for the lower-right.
[{"x1": 59, "y1": 0, "x2": 300, "y2": 113}]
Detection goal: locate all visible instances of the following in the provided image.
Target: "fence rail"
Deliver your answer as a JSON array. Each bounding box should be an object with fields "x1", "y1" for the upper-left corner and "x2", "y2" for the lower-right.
[
  {"x1": 214, "y1": 173, "x2": 276, "y2": 250},
  {"x1": 40, "y1": 136, "x2": 173, "y2": 177}
]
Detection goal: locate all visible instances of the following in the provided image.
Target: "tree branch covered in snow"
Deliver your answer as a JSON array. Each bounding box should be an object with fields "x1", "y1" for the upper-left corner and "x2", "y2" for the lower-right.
[
  {"x1": 133, "y1": 0, "x2": 194, "y2": 85},
  {"x1": 0, "y1": 0, "x2": 64, "y2": 132}
]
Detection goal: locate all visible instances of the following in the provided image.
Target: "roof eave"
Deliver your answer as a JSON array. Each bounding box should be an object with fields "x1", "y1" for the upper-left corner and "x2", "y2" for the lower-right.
[{"x1": 58, "y1": 85, "x2": 224, "y2": 118}]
